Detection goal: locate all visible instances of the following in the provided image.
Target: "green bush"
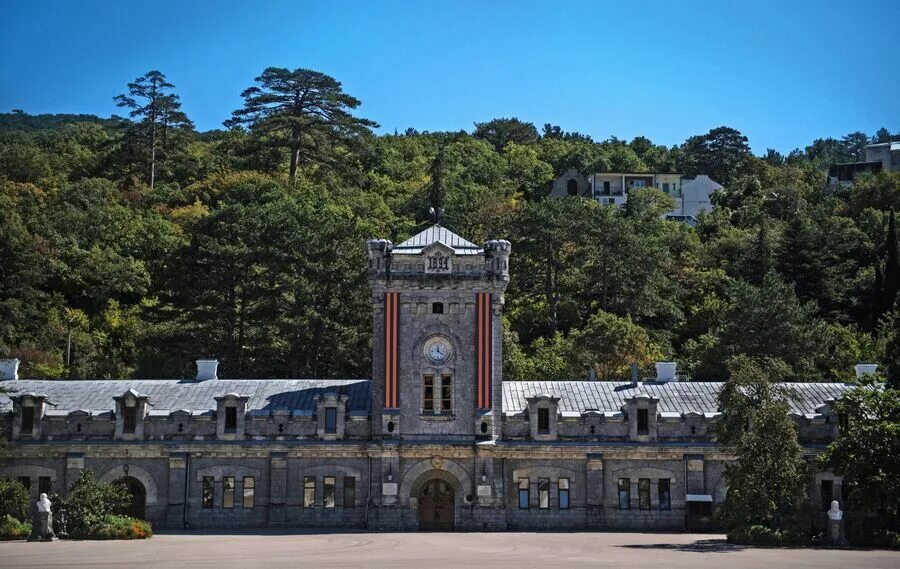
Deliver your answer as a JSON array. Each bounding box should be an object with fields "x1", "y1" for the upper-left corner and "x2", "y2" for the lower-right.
[
  {"x1": 84, "y1": 515, "x2": 152, "y2": 540},
  {"x1": 64, "y1": 470, "x2": 132, "y2": 538},
  {"x1": 0, "y1": 514, "x2": 32, "y2": 540},
  {"x1": 0, "y1": 478, "x2": 30, "y2": 521},
  {"x1": 846, "y1": 523, "x2": 900, "y2": 549},
  {"x1": 727, "y1": 524, "x2": 817, "y2": 546}
]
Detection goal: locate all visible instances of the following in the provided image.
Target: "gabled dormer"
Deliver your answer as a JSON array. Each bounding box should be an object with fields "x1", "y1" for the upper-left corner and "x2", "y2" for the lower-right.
[
  {"x1": 10, "y1": 392, "x2": 49, "y2": 439},
  {"x1": 625, "y1": 393, "x2": 658, "y2": 441},
  {"x1": 215, "y1": 393, "x2": 249, "y2": 440},
  {"x1": 315, "y1": 392, "x2": 348, "y2": 440},
  {"x1": 527, "y1": 393, "x2": 560, "y2": 441},
  {"x1": 113, "y1": 389, "x2": 150, "y2": 440}
]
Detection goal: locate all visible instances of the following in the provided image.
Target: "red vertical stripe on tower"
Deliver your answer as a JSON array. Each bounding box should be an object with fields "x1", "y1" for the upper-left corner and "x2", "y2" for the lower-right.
[
  {"x1": 476, "y1": 293, "x2": 492, "y2": 410},
  {"x1": 384, "y1": 292, "x2": 399, "y2": 409}
]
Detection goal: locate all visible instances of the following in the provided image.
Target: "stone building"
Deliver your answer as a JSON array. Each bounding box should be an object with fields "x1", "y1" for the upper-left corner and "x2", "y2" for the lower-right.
[{"x1": 0, "y1": 225, "x2": 858, "y2": 531}]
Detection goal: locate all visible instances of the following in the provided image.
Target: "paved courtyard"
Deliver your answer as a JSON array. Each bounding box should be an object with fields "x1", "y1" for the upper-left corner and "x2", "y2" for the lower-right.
[{"x1": 1, "y1": 532, "x2": 897, "y2": 569}]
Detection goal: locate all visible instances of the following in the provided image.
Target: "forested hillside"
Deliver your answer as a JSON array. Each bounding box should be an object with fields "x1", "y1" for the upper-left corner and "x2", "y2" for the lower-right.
[{"x1": 1, "y1": 68, "x2": 899, "y2": 384}]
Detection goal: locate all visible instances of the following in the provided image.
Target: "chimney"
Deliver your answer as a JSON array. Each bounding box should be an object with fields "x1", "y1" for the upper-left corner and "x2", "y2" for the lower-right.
[
  {"x1": 196, "y1": 359, "x2": 219, "y2": 381},
  {"x1": 630, "y1": 362, "x2": 639, "y2": 385},
  {"x1": 0, "y1": 358, "x2": 20, "y2": 380},
  {"x1": 854, "y1": 363, "x2": 878, "y2": 379},
  {"x1": 656, "y1": 361, "x2": 677, "y2": 383}
]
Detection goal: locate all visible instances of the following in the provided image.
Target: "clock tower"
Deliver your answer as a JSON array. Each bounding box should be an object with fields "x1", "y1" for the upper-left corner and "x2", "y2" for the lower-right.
[{"x1": 367, "y1": 225, "x2": 510, "y2": 441}]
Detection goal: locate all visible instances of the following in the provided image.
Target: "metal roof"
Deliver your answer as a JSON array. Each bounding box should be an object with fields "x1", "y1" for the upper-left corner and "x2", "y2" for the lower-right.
[
  {"x1": 502, "y1": 381, "x2": 854, "y2": 416},
  {"x1": 0, "y1": 379, "x2": 855, "y2": 418},
  {"x1": 393, "y1": 225, "x2": 482, "y2": 255},
  {"x1": 0, "y1": 379, "x2": 371, "y2": 416}
]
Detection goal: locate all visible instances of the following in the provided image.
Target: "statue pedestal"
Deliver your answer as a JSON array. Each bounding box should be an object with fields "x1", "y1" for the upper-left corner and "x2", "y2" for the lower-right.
[
  {"x1": 828, "y1": 519, "x2": 843, "y2": 546},
  {"x1": 27, "y1": 512, "x2": 55, "y2": 542}
]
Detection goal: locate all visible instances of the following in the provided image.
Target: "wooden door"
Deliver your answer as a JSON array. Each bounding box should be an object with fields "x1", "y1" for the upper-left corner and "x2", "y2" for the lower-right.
[{"x1": 418, "y1": 479, "x2": 454, "y2": 531}]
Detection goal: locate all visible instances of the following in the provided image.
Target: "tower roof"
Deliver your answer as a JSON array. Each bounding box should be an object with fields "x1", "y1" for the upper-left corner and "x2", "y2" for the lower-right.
[{"x1": 393, "y1": 224, "x2": 482, "y2": 255}]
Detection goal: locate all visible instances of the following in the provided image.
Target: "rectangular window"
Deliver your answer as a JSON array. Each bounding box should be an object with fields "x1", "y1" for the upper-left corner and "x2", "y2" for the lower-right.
[
  {"x1": 343, "y1": 476, "x2": 356, "y2": 508},
  {"x1": 603, "y1": 181, "x2": 611, "y2": 193},
  {"x1": 662, "y1": 182, "x2": 670, "y2": 193},
  {"x1": 538, "y1": 478, "x2": 550, "y2": 509},
  {"x1": 303, "y1": 476, "x2": 316, "y2": 508},
  {"x1": 123, "y1": 405, "x2": 137, "y2": 434},
  {"x1": 658, "y1": 479, "x2": 671, "y2": 510},
  {"x1": 224, "y1": 406, "x2": 237, "y2": 432},
  {"x1": 637, "y1": 408, "x2": 649, "y2": 435},
  {"x1": 324, "y1": 476, "x2": 336, "y2": 508},
  {"x1": 821, "y1": 480, "x2": 834, "y2": 511},
  {"x1": 325, "y1": 407, "x2": 337, "y2": 434},
  {"x1": 618, "y1": 478, "x2": 630, "y2": 510},
  {"x1": 202, "y1": 477, "x2": 214, "y2": 509},
  {"x1": 38, "y1": 476, "x2": 51, "y2": 496},
  {"x1": 17, "y1": 477, "x2": 30, "y2": 491},
  {"x1": 638, "y1": 478, "x2": 651, "y2": 510},
  {"x1": 558, "y1": 478, "x2": 570, "y2": 510},
  {"x1": 423, "y1": 375, "x2": 434, "y2": 413},
  {"x1": 441, "y1": 375, "x2": 452, "y2": 413},
  {"x1": 223, "y1": 476, "x2": 235, "y2": 508},
  {"x1": 243, "y1": 477, "x2": 255, "y2": 508},
  {"x1": 518, "y1": 478, "x2": 530, "y2": 509},
  {"x1": 537, "y1": 408, "x2": 550, "y2": 434},
  {"x1": 21, "y1": 406, "x2": 34, "y2": 433}
]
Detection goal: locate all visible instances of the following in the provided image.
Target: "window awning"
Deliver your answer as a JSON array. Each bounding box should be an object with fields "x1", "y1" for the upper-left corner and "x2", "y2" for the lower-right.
[{"x1": 685, "y1": 494, "x2": 713, "y2": 502}]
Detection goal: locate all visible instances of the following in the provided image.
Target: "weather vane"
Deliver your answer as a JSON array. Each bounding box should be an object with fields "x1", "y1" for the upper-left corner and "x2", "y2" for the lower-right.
[{"x1": 429, "y1": 206, "x2": 445, "y2": 226}]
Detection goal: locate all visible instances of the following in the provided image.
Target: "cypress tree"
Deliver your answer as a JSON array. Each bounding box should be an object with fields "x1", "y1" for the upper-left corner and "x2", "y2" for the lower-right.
[{"x1": 883, "y1": 209, "x2": 900, "y2": 315}]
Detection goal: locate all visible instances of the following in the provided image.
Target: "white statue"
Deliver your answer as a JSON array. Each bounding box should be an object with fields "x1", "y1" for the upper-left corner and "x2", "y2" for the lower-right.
[
  {"x1": 827, "y1": 500, "x2": 842, "y2": 521},
  {"x1": 37, "y1": 493, "x2": 52, "y2": 513}
]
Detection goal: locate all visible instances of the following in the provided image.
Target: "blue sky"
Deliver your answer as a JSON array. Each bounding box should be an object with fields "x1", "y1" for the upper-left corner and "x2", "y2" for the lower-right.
[{"x1": 2, "y1": 0, "x2": 898, "y2": 153}]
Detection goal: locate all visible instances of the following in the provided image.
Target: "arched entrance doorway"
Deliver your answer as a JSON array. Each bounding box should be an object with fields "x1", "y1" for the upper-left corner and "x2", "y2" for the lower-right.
[
  {"x1": 116, "y1": 477, "x2": 146, "y2": 520},
  {"x1": 418, "y1": 479, "x2": 454, "y2": 531}
]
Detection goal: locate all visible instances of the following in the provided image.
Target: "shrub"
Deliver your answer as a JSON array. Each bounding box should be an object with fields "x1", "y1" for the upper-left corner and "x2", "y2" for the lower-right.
[
  {"x1": 0, "y1": 514, "x2": 32, "y2": 540},
  {"x1": 84, "y1": 515, "x2": 152, "y2": 540},
  {"x1": 727, "y1": 524, "x2": 816, "y2": 546},
  {"x1": 0, "y1": 478, "x2": 30, "y2": 521},
  {"x1": 64, "y1": 469, "x2": 132, "y2": 537}
]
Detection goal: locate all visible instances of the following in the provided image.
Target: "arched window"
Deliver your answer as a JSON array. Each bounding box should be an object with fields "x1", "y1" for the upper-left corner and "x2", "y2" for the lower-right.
[{"x1": 566, "y1": 179, "x2": 578, "y2": 196}]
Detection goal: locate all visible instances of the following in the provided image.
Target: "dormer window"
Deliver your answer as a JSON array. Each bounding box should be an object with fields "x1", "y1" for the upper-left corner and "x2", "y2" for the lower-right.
[
  {"x1": 123, "y1": 406, "x2": 137, "y2": 434},
  {"x1": 526, "y1": 394, "x2": 560, "y2": 440},
  {"x1": 538, "y1": 408, "x2": 550, "y2": 434},
  {"x1": 224, "y1": 407, "x2": 237, "y2": 432},
  {"x1": 215, "y1": 393, "x2": 249, "y2": 440},
  {"x1": 21, "y1": 406, "x2": 34, "y2": 434},
  {"x1": 637, "y1": 409, "x2": 649, "y2": 435},
  {"x1": 315, "y1": 392, "x2": 348, "y2": 440},
  {"x1": 325, "y1": 407, "x2": 337, "y2": 434},
  {"x1": 114, "y1": 389, "x2": 150, "y2": 440}
]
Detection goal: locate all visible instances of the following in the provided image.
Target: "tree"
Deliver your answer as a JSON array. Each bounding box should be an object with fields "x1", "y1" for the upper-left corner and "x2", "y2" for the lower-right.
[
  {"x1": 679, "y1": 126, "x2": 752, "y2": 185},
  {"x1": 114, "y1": 70, "x2": 193, "y2": 189},
  {"x1": 882, "y1": 209, "x2": 900, "y2": 317},
  {"x1": 571, "y1": 310, "x2": 662, "y2": 380},
  {"x1": 717, "y1": 356, "x2": 808, "y2": 530},
  {"x1": 226, "y1": 68, "x2": 377, "y2": 182},
  {"x1": 822, "y1": 380, "x2": 900, "y2": 527},
  {"x1": 473, "y1": 117, "x2": 539, "y2": 151}
]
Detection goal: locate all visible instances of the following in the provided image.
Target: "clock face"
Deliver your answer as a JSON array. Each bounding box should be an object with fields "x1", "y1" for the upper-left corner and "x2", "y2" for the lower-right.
[{"x1": 424, "y1": 337, "x2": 452, "y2": 364}]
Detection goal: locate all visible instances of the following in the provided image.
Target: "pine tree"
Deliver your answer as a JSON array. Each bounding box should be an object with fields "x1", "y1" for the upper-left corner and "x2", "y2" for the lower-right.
[{"x1": 114, "y1": 70, "x2": 193, "y2": 189}]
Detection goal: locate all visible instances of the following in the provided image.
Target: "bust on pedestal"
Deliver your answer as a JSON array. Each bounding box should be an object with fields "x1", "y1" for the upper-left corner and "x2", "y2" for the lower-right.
[
  {"x1": 28, "y1": 493, "x2": 55, "y2": 541},
  {"x1": 826, "y1": 500, "x2": 844, "y2": 545}
]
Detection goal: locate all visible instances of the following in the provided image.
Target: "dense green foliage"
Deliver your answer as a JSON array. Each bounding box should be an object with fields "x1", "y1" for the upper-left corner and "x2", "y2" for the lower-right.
[
  {"x1": 0, "y1": 478, "x2": 30, "y2": 522},
  {"x1": 822, "y1": 381, "x2": 900, "y2": 529},
  {"x1": 63, "y1": 469, "x2": 133, "y2": 537},
  {"x1": 79, "y1": 515, "x2": 152, "y2": 540},
  {"x1": 0, "y1": 514, "x2": 31, "y2": 540},
  {"x1": 716, "y1": 357, "x2": 808, "y2": 531},
  {"x1": 1, "y1": 67, "x2": 899, "y2": 381}
]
